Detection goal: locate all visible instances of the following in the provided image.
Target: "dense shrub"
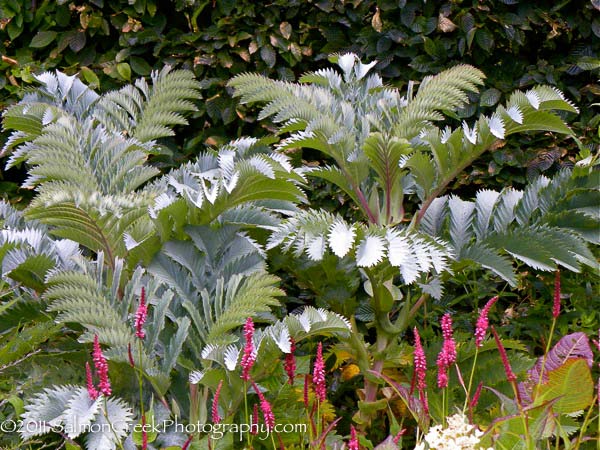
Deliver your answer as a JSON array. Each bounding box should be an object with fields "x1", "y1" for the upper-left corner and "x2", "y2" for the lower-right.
[{"x1": 1, "y1": 1, "x2": 598, "y2": 164}]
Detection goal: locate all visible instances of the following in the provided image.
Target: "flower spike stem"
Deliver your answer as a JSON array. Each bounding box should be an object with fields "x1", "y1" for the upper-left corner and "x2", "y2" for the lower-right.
[{"x1": 537, "y1": 271, "x2": 561, "y2": 393}]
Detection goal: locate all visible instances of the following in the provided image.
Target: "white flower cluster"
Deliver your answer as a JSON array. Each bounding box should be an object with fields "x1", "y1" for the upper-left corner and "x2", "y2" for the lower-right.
[{"x1": 414, "y1": 413, "x2": 492, "y2": 450}]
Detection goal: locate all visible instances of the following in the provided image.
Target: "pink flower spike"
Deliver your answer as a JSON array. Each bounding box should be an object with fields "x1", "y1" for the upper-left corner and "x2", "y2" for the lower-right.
[
  {"x1": 135, "y1": 287, "x2": 148, "y2": 339},
  {"x1": 470, "y1": 381, "x2": 484, "y2": 409},
  {"x1": 252, "y1": 381, "x2": 276, "y2": 431},
  {"x1": 393, "y1": 429, "x2": 407, "y2": 444},
  {"x1": 85, "y1": 362, "x2": 98, "y2": 400},
  {"x1": 441, "y1": 314, "x2": 457, "y2": 365},
  {"x1": 240, "y1": 317, "x2": 256, "y2": 381},
  {"x1": 413, "y1": 327, "x2": 427, "y2": 391},
  {"x1": 181, "y1": 435, "x2": 193, "y2": 450},
  {"x1": 284, "y1": 338, "x2": 297, "y2": 385},
  {"x1": 436, "y1": 313, "x2": 457, "y2": 389},
  {"x1": 491, "y1": 326, "x2": 516, "y2": 383},
  {"x1": 436, "y1": 363, "x2": 449, "y2": 389},
  {"x1": 312, "y1": 342, "x2": 326, "y2": 403},
  {"x1": 348, "y1": 425, "x2": 359, "y2": 450},
  {"x1": 552, "y1": 270, "x2": 561, "y2": 319},
  {"x1": 303, "y1": 374, "x2": 310, "y2": 408},
  {"x1": 251, "y1": 403, "x2": 259, "y2": 435},
  {"x1": 92, "y1": 335, "x2": 111, "y2": 396},
  {"x1": 212, "y1": 380, "x2": 223, "y2": 424},
  {"x1": 141, "y1": 414, "x2": 148, "y2": 450},
  {"x1": 475, "y1": 296, "x2": 499, "y2": 347}
]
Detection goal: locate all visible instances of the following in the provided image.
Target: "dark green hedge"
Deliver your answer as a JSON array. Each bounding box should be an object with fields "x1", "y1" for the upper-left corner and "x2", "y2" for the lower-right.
[{"x1": 1, "y1": 0, "x2": 599, "y2": 195}]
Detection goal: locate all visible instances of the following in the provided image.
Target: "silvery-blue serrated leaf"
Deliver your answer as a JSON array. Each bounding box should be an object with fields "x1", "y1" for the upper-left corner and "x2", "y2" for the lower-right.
[
  {"x1": 123, "y1": 233, "x2": 139, "y2": 250},
  {"x1": 248, "y1": 155, "x2": 275, "y2": 179},
  {"x1": 21, "y1": 385, "x2": 76, "y2": 439},
  {"x1": 355, "y1": 60, "x2": 377, "y2": 80},
  {"x1": 307, "y1": 235, "x2": 326, "y2": 261},
  {"x1": 418, "y1": 278, "x2": 443, "y2": 300},
  {"x1": 60, "y1": 387, "x2": 100, "y2": 439},
  {"x1": 526, "y1": 90, "x2": 540, "y2": 109},
  {"x1": 328, "y1": 220, "x2": 355, "y2": 257},
  {"x1": 201, "y1": 343, "x2": 220, "y2": 361},
  {"x1": 493, "y1": 188, "x2": 523, "y2": 233},
  {"x1": 386, "y1": 230, "x2": 411, "y2": 268},
  {"x1": 449, "y1": 196, "x2": 475, "y2": 252},
  {"x1": 296, "y1": 310, "x2": 312, "y2": 332},
  {"x1": 420, "y1": 196, "x2": 448, "y2": 237},
  {"x1": 355, "y1": 302, "x2": 375, "y2": 322},
  {"x1": 200, "y1": 179, "x2": 219, "y2": 204},
  {"x1": 474, "y1": 190, "x2": 500, "y2": 239},
  {"x1": 395, "y1": 240, "x2": 420, "y2": 284},
  {"x1": 337, "y1": 53, "x2": 356, "y2": 80},
  {"x1": 488, "y1": 114, "x2": 505, "y2": 139},
  {"x1": 506, "y1": 105, "x2": 523, "y2": 124},
  {"x1": 224, "y1": 345, "x2": 240, "y2": 371},
  {"x1": 440, "y1": 126, "x2": 452, "y2": 144},
  {"x1": 269, "y1": 322, "x2": 291, "y2": 353},
  {"x1": 85, "y1": 397, "x2": 132, "y2": 450},
  {"x1": 148, "y1": 192, "x2": 175, "y2": 218},
  {"x1": 189, "y1": 370, "x2": 205, "y2": 384},
  {"x1": 268, "y1": 152, "x2": 293, "y2": 173},
  {"x1": 428, "y1": 238, "x2": 452, "y2": 273},
  {"x1": 356, "y1": 235, "x2": 386, "y2": 267},
  {"x1": 412, "y1": 238, "x2": 433, "y2": 272},
  {"x1": 462, "y1": 121, "x2": 477, "y2": 144},
  {"x1": 54, "y1": 239, "x2": 80, "y2": 263}
]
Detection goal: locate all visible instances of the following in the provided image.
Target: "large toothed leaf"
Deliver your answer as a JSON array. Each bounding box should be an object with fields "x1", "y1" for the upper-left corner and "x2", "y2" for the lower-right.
[{"x1": 356, "y1": 235, "x2": 386, "y2": 267}]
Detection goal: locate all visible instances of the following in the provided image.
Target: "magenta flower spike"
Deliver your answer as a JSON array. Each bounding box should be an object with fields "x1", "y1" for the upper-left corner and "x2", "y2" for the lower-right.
[
  {"x1": 413, "y1": 327, "x2": 427, "y2": 391},
  {"x1": 552, "y1": 270, "x2": 561, "y2": 319},
  {"x1": 252, "y1": 381, "x2": 276, "y2": 431},
  {"x1": 348, "y1": 425, "x2": 359, "y2": 450},
  {"x1": 85, "y1": 362, "x2": 99, "y2": 400},
  {"x1": 470, "y1": 381, "x2": 484, "y2": 409},
  {"x1": 134, "y1": 287, "x2": 148, "y2": 339},
  {"x1": 312, "y1": 342, "x2": 326, "y2": 403},
  {"x1": 475, "y1": 296, "x2": 499, "y2": 347},
  {"x1": 436, "y1": 313, "x2": 457, "y2": 388},
  {"x1": 441, "y1": 313, "x2": 457, "y2": 365},
  {"x1": 212, "y1": 380, "x2": 223, "y2": 424},
  {"x1": 303, "y1": 374, "x2": 310, "y2": 408},
  {"x1": 251, "y1": 403, "x2": 259, "y2": 435},
  {"x1": 141, "y1": 414, "x2": 148, "y2": 450},
  {"x1": 240, "y1": 317, "x2": 256, "y2": 381},
  {"x1": 92, "y1": 335, "x2": 111, "y2": 396},
  {"x1": 491, "y1": 326, "x2": 516, "y2": 382},
  {"x1": 393, "y1": 429, "x2": 407, "y2": 444},
  {"x1": 284, "y1": 338, "x2": 297, "y2": 385},
  {"x1": 181, "y1": 435, "x2": 193, "y2": 450}
]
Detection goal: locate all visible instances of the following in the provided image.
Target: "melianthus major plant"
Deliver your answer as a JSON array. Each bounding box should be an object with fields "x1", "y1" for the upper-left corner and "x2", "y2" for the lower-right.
[
  {"x1": 0, "y1": 54, "x2": 597, "y2": 449},
  {"x1": 229, "y1": 53, "x2": 598, "y2": 427},
  {"x1": 0, "y1": 68, "x2": 351, "y2": 449}
]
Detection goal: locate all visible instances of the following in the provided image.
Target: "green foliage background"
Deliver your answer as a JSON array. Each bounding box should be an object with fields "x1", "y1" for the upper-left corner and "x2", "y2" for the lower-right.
[{"x1": 1, "y1": 0, "x2": 598, "y2": 188}]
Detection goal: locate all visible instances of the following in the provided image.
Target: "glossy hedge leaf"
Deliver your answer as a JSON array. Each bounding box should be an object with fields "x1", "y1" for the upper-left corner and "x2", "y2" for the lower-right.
[
  {"x1": 260, "y1": 45, "x2": 277, "y2": 68},
  {"x1": 130, "y1": 56, "x2": 152, "y2": 75},
  {"x1": 480, "y1": 88, "x2": 501, "y2": 106},
  {"x1": 30, "y1": 31, "x2": 57, "y2": 48},
  {"x1": 116, "y1": 62, "x2": 131, "y2": 81}
]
